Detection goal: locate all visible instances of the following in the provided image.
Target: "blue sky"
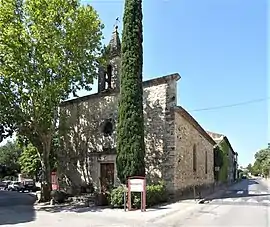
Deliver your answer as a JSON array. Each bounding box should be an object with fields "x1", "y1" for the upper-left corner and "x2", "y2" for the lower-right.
[
  {"x1": 82, "y1": 0, "x2": 268, "y2": 167},
  {"x1": 1, "y1": 0, "x2": 267, "y2": 167}
]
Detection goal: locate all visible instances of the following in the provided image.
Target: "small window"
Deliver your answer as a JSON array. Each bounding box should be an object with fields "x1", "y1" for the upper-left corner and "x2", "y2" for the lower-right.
[
  {"x1": 106, "y1": 65, "x2": 112, "y2": 89},
  {"x1": 101, "y1": 119, "x2": 113, "y2": 137},
  {"x1": 193, "y1": 144, "x2": 197, "y2": 172},
  {"x1": 205, "y1": 150, "x2": 208, "y2": 174}
]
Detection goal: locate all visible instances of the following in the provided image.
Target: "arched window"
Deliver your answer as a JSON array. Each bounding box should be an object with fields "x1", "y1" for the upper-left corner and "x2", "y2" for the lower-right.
[
  {"x1": 105, "y1": 65, "x2": 112, "y2": 89},
  {"x1": 205, "y1": 150, "x2": 208, "y2": 174},
  {"x1": 101, "y1": 119, "x2": 114, "y2": 137},
  {"x1": 193, "y1": 144, "x2": 197, "y2": 172}
]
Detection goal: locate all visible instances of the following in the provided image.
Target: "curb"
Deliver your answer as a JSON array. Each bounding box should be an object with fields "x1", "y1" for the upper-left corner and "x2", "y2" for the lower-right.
[
  {"x1": 197, "y1": 188, "x2": 226, "y2": 204},
  {"x1": 25, "y1": 192, "x2": 38, "y2": 200},
  {"x1": 197, "y1": 180, "x2": 242, "y2": 204}
]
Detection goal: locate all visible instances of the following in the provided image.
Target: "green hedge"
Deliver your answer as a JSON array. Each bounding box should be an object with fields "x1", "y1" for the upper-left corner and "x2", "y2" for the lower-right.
[{"x1": 110, "y1": 183, "x2": 168, "y2": 208}]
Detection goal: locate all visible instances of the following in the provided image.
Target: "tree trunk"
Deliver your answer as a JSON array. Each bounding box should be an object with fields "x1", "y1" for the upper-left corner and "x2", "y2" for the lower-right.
[{"x1": 40, "y1": 137, "x2": 52, "y2": 202}]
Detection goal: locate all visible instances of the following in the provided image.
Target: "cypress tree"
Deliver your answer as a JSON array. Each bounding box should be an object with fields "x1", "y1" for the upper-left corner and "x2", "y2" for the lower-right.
[{"x1": 116, "y1": 0, "x2": 145, "y2": 183}]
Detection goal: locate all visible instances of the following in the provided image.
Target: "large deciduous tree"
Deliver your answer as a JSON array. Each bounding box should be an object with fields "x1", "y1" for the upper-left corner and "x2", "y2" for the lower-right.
[
  {"x1": 18, "y1": 143, "x2": 41, "y2": 180},
  {"x1": 250, "y1": 147, "x2": 270, "y2": 177},
  {"x1": 116, "y1": 0, "x2": 145, "y2": 183},
  {"x1": 256, "y1": 147, "x2": 270, "y2": 176},
  {"x1": 0, "y1": 141, "x2": 22, "y2": 177},
  {"x1": 0, "y1": 0, "x2": 103, "y2": 200}
]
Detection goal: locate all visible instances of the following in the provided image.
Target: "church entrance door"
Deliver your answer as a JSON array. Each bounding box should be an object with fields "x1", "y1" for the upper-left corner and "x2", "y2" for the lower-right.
[{"x1": 100, "y1": 163, "x2": 114, "y2": 192}]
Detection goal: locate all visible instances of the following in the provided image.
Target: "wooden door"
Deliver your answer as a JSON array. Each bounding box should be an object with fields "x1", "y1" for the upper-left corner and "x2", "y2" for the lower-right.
[{"x1": 100, "y1": 163, "x2": 114, "y2": 192}]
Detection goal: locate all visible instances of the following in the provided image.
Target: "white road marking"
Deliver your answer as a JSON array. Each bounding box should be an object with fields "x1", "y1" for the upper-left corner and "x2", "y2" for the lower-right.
[
  {"x1": 223, "y1": 198, "x2": 234, "y2": 202},
  {"x1": 234, "y1": 198, "x2": 243, "y2": 202},
  {"x1": 246, "y1": 199, "x2": 258, "y2": 203},
  {"x1": 261, "y1": 200, "x2": 270, "y2": 204}
]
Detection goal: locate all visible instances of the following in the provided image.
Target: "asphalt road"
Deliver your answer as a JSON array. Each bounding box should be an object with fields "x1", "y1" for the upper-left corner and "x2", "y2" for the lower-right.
[
  {"x1": 0, "y1": 179, "x2": 269, "y2": 226},
  {"x1": 0, "y1": 190, "x2": 36, "y2": 207},
  {"x1": 157, "y1": 178, "x2": 270, "y2": 227},
  {"x1": 0, "y1": 191, "x2": 37, "y2": 226}
]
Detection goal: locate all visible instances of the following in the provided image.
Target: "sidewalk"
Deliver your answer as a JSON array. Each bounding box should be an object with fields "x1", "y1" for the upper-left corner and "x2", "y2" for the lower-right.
[
  {"x1": 35, "y1": 182, "x2": 234, "y2": 224},
  {"x1": 35, "y1": 199, "x2": 198, "y2": 224},
  {"x1": 33, "y1": 182, "x2": 235, "y2": 225}
]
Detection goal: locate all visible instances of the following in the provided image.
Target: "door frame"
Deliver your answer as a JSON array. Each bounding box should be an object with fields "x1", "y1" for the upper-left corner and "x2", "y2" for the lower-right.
[{"x1": 99, "y1": 162, "x2": 115, "y2": 192}]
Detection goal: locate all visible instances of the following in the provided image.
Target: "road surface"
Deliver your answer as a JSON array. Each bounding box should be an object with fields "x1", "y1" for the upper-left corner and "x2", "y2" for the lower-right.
[
  {"x1": 0, "y1": 179, "x2": 269, "y2": 226},
  {"x1": 157, "y1": 178, "x2": 270, "y2": 226},
  {"x1": 0, "y1": 190, "x2": 36, "y2": 207},
  {"x1": 0, "y1": 191, "x2": 36, "y2": 225}
]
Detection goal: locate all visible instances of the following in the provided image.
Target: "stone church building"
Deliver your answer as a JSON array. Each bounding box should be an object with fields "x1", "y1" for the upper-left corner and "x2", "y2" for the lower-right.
[{"x1": 59, "y1": 27, "x2": 216, "y2": 196}]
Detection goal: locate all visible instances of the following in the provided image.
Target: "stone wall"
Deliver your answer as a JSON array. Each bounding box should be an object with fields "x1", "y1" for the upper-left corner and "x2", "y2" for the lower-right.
[
  {"x1": 173, "y1": 107, "x2": 215, "y2": 194},
  {"x1": 227, "y1": 144, "x2": 235, "y2": 182},
  {"x1": 59, "y1": 74, "x2": 180, "y2": 192},
  {"x1": 58, "y1": 92, "x2": 118, "y2": 191}
]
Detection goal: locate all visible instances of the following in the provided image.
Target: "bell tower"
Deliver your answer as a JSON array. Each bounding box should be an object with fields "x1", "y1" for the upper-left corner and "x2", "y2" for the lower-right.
[{"x1": 98, "y1": 25, "x2": 121, "y2": 93}]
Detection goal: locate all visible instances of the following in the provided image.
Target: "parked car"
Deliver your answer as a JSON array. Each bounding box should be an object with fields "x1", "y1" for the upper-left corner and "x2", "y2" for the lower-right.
[
  {"x1": 22, "y1": 179, "x2": 37, "y2": 192},
  {"x1": 8, "y1": 181, "x2": 24, "y2": 191},
  {"x1": 0, "y1": 181, "x2": 11, "y2": 190}
]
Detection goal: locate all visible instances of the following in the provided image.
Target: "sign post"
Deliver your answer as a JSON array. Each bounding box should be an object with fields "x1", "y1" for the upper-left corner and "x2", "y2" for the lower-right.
[
  {"x1": 127, "y1": 176, "x2": 146, "y2": 212},
  {"x1": 51, "y1": 172, "x2": 59, "y2": 190}
]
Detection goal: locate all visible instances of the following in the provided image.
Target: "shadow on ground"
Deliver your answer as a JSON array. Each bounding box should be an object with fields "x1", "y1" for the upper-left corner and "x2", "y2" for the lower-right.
[
  {"x1": 36, "y1": 203, "x2": 171, "y2": 213},
  {"x1": 36, "y1": 204, "x2": 104, "y2": 213},
  {"x1": 0, "y1": 205, "x2": 36, "y2": 225},
  {"x1": 216, "y1": 192, "x2": 270, "y2": 199},
  {"x1": 0, "y1": 191, "x2": 37, "y2": 225},
  {"x1": 206, "y1": 179, "x2": 270, "y2": 201},
  {"x1": 247, "y1": 179, "x2": 259, "y2": 185}
]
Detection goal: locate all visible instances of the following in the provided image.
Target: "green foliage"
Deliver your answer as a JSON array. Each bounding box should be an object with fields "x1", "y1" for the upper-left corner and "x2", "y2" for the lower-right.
[
  {"x1": 251, "y1": 160, "x2": 261, "y2": 176},
  {"x1": 18, "y1": 143, "x2": 40, "y2": 179},
  {"x1": 116, "y1": 0, "x2": 145, "y2": 183},
  {"x1": 251, "y1": 147, "x2": 270, "y2": 177},
  {"x1": 18, "y1": 134, "x2": 58, "y2": 179},
  {"x1": 0, "y1": 141, "x2": 22, "y2": 177},
  {"x1": 214, "y1": 146, "x2": 224, "y2": 181},
  {"x1": 110, "y1": 185, "x2": 127, "y2": 207},
  {"x1": 143, "y1": 183, "x2": 167, "y2": 207},
  {"x1": 0, "y1": 0, "x2": 103, "y2": 198},
  {"x1": 110, "y1": 183, "x2": 168, "y2": 208},
  {"x1": 246, "y1": 163, "x2": 253, "y2": 173},
  {"x1": 218, "y1": 141, "x2": 229, "y2": 182},
  {"x1": 214, "y1": 146, "x2": 224, "y2": 168}
]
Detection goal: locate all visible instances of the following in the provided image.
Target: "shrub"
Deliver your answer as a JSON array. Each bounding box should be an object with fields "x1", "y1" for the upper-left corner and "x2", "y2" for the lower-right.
[
  {"x1": 50, "y1": 190, "x2": 68, "y2": 203},
  {"x1": 94, "y1": 192, "x2": 110, "y2": 206},
  {"x1": 110, "y1": 183, "x2": 168, "y2": 208},
  {"x1": 110, "y1": 185, "x2": 127, "y2": 208},
  {"x1": 146, "y1": 183, "x2": 167, "y2": 206}
]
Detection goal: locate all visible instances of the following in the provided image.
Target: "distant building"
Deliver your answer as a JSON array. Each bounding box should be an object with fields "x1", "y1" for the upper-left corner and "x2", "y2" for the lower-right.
[{"x1": 207, "y1": 131, "x2": 238, "y2": 182}]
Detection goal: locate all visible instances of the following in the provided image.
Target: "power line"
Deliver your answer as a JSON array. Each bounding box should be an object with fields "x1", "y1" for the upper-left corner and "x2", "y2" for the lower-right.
[{"x1": 189, "y1": 97, "x2": 270, "y2": 112}]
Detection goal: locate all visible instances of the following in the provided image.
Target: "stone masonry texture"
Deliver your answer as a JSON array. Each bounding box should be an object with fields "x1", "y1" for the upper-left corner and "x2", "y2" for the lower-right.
[
  {"x1": 59, "y1": 74, "x2": 179, "y2": 192},
  {"x1": 59, "y1": 73, "x2": 217, "y2": 196},
  {"x1": 174, "y1": 109, "x2": 215, "y2": 193}
]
